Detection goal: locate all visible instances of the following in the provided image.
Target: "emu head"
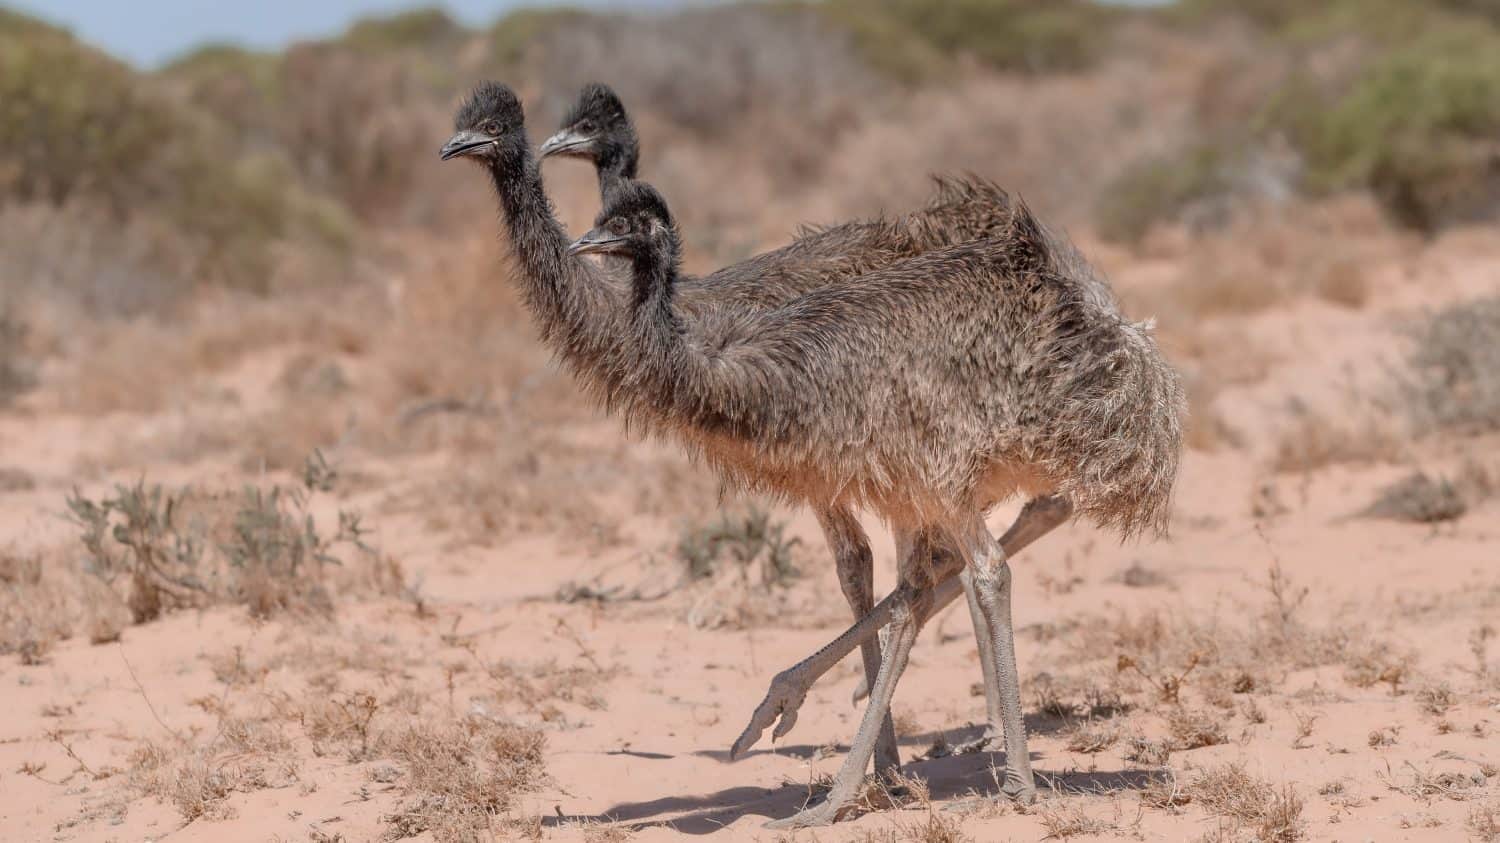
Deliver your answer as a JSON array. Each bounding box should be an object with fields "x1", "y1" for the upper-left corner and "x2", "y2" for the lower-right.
[
  {"x1": 539, "y1": 83, "x2": 638, "y2": 177},
  {"x1": 440, "y1": 82, "x2": 526, "y2": 163},
  {"x1": 568, "y1": 180, "x2": 678, "y2": 265}
]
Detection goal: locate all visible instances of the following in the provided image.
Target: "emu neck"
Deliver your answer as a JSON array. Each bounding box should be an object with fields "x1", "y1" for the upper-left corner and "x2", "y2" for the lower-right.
[
  {"x1": 626, "y1": 241, "x2": 771, "y2": 439},
  {"x1": 595, "y1": 142, "x2": 637, "y2": 198},
  {"x1": 483, "y1": 142, "x2": 622, "y2": 387}
]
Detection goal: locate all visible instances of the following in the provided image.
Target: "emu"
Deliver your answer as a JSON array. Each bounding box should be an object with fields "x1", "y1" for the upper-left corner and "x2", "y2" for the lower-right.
[
  {"x1": 442, "y1": 83, "x2": 1184, "y2": 827},
  {"x1": 540, "y1": 82, "x2": 1098, "y2": 771}
]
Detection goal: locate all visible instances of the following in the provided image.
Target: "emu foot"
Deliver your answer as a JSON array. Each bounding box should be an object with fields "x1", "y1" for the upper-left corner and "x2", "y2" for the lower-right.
[
  {"x1": 953, "y1": 727, "x2": 1004, "y2": 755},
  {"x1": 763, "y1": 797, "x2": 849, "y2": 830},
  {"x1": 1004, "y1": 780, "x2": 1038, "y2": 805},
  {"x1": 730, "y1": 667, "x2": 811, "y2": 760}
]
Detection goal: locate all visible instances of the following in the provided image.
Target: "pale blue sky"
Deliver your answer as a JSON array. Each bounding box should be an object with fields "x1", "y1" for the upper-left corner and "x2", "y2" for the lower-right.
[{"x1": 12, "y1": 0, "x2": 682, "y2": 66}]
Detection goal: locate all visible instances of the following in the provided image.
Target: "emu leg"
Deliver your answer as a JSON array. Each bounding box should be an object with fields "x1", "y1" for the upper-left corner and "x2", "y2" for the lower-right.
[
  {"x1": 733, "y1": 495, "x2": 1071, "y2": 758},
  {"x1": 956, "y1": 513, "x2": 1034, "y2": 802},
  {"x1": 815, "y1": 505, "x2": 899, "y2": 778},
  {"x1": 764, "y1": 532, "x2": 934, "y2": 829},
  {"x1": 959, "y1": 563, "x2": 1005, "y2": 752}
]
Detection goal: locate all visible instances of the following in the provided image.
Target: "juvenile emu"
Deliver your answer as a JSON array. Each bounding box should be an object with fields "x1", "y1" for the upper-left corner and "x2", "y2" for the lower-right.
[
  {"x1": 442, "y1": 83, "x2": 1184, "y2": 827},
  {"x1": 542, "y1": 82, "x2": 1104, "y2": 770}
]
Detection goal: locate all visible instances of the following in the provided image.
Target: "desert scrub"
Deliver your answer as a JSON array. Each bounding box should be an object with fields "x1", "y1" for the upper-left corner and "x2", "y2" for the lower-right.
[
  {"x1": 1188, "y1": 763, "x2": 1306, "y2": 841},
  {"x1": 343, "y1": 7, "x2": 465, "y2": 53},
  {"x1": 0, "y1": 10, "x2": 351, "y2": 296},
  {"x1": 384, "y1": 715, "x2": 549, "y2": 842},
  {"x1": 808, "y1": 0, "x2": 1119, "y2": 83},
  {"x1": 0, "y1": 303, "x2": 35, "y2": 405},
  {"x1": 1096, "y1": 142, "x2": 1238, "y2": 244},
  {"x1": 675, "y1": 506, "x2": 802, "y2": 588},
  {"x1": 1270, "y1": 25, "x2": 1500, "y2": 231},
  {"x1": 488, "y1": 7, "x2": 588, "y2": 69},
  {"x1": 64, "y1": 452, "x2": 395, "y2": 626},
  {"x1": 1402, "y1": 296, "x2": 1500, "y2": 435}
]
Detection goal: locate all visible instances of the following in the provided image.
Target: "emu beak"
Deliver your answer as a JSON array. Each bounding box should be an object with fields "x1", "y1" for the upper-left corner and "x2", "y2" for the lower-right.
[
  {"x1": 440, "y1": 129, "x2": 497, "y2": 161},
  {"x1": 539, "y1": 128, "x2": 594, "y2": 159},
  {"x1": 568, "y1": 228, "x2": 627, "y2": 256}
]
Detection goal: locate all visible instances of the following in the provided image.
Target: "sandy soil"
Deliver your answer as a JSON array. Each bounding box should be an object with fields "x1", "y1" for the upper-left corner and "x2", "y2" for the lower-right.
[{"x1": 1, "y1": 235, "x2": 1497, "y2": 843}]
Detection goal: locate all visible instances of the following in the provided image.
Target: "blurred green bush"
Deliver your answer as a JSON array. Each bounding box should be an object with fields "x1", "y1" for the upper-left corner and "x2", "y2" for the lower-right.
[
  {"x1": 1273, "y1": 26, "x2": 1500, "y2": 231},
  {"x1": 808, "y1": 0, "x2": 1118, "y2": 82},
  {"x1": 0, "y1": 11, "x2": 349, "y2": 295}
]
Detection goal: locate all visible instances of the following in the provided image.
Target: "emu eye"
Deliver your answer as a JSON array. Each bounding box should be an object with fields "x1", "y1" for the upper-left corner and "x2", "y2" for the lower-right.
[
  {"x1": 482, "y1": 120, "x2": 501, "y2": 135},
  {"x1": 607, "y1": 217, "x2": 629, "y2": 236}
]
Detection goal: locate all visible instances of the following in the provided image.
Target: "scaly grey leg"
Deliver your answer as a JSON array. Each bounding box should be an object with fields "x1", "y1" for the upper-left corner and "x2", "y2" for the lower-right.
[
  {"x1": 764, "y1": 529, "x2": 934, "y2": 829},
  {"x1": 815, "y1": 505, "x2": 899, "y2": 778},
  {"x1": 955, "y1": 512, "x2": 1034, "y2": 802},
  {"x1": 960, "y1": 563, "x2": 1004, "y2": 751}
]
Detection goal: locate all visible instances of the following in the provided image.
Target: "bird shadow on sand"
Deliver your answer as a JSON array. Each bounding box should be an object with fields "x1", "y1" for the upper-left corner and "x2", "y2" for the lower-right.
[
  {"x1": 548, "y1": 743, "x2": 1161, "y2": 834},
  {"x1": 694, "y1": 716, "x2": 1070, "y2": 765}
]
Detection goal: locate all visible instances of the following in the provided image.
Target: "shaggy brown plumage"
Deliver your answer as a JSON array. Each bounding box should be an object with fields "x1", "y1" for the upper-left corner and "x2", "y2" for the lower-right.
[
  {"x1": 541, "y1": 84, "x2": 1051, "y2": 317},
  {"x1": 576, "y1": 180, "x2": 1181, "y2": 539}
]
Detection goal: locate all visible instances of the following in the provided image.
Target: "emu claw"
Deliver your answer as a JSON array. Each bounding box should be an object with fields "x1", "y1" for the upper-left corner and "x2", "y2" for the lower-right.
[{"x1": 729, "y1": 668, "x2": 810, "y2": 760}]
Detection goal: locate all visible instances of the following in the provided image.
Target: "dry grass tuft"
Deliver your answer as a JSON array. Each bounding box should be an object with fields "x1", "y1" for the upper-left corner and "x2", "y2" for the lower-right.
[
  {"x1": 1167, "y1": 707, "x2": 1230, "y2": 750},
  {"x1": 1123, "y1": 734, "x2": 1173, "y2": 767},
  {"x1": 1362, "y1": 472, "x2": 1468, "y2": 523},
  {"x1": 1469, "y1": 801, "x2": 1500, "y2": 842},
  {"x1": 1343, "y1": 645, "x2": 1411, "y2": 694},
  {"x1": 1402, "y1": 295, "x2": 1500, "y2": 436},
  {"x1": 1416, "y1": 682, "x2": 1456, "y2": 716},
  {"x1": 383, "y1": 715, "x2": 549, "y2": 841},
  {"x1": 1188, "y1": 764, "x2": 1305, "y2": 842},
  {"x1": 128, "y1": 712, "x2": 300, "y2": 822},
  {"x1": 1063, "y1": 719, "x2": 1120, "y2": 754},
  {"x1": 1380, "y1": 760, "x2": 1487, "y2": 802}
]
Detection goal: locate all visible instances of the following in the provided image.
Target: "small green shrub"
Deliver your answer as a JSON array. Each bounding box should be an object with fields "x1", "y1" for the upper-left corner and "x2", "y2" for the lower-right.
[
  {"x1": 0, "y1": 305, "x2": 34, "y2": 405},
  {"x1": 676, "y1": 507, "x2": 801, "y2": 588},
  {"x1": 65, "y1": 452, "x2": 381, "y2": 623},
  {"x1": 1261, "y1": 25, "x2": 1500, "y2": 231},
  {"x1": 488, "y1": 7, "x2": 587, "y2": 70},
  {"x1": 0, "y1": 10, "x2": 352, "y2": 294},
  {"x1": 1361, "y1": 472, "x2": 1468, "y2": 523},
  {"x1": 1096, "y1": 143, "x2": 1236, "y2": 244}
]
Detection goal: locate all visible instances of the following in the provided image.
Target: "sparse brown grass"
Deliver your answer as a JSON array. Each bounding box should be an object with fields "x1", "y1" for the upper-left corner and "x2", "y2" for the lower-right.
[
  {"x1": 383, "y1": 715, "x2": 549, "y2": 842},
  {"x1": 1188, "y1": 764, "x2": 1305, "y2": 842},
  {"x1": 1063, "y1": 719, "x2": 1120, "y2": 754},
  {"x1": 1036, "y1": 797, "x2": 1116, "y2": 839},
  {"x1": 1, "y1": 453, "x2": 406, "y2": 664},
  {"x1": 1145, "y1": 197, "x2": 1401, "y2": 322}
]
